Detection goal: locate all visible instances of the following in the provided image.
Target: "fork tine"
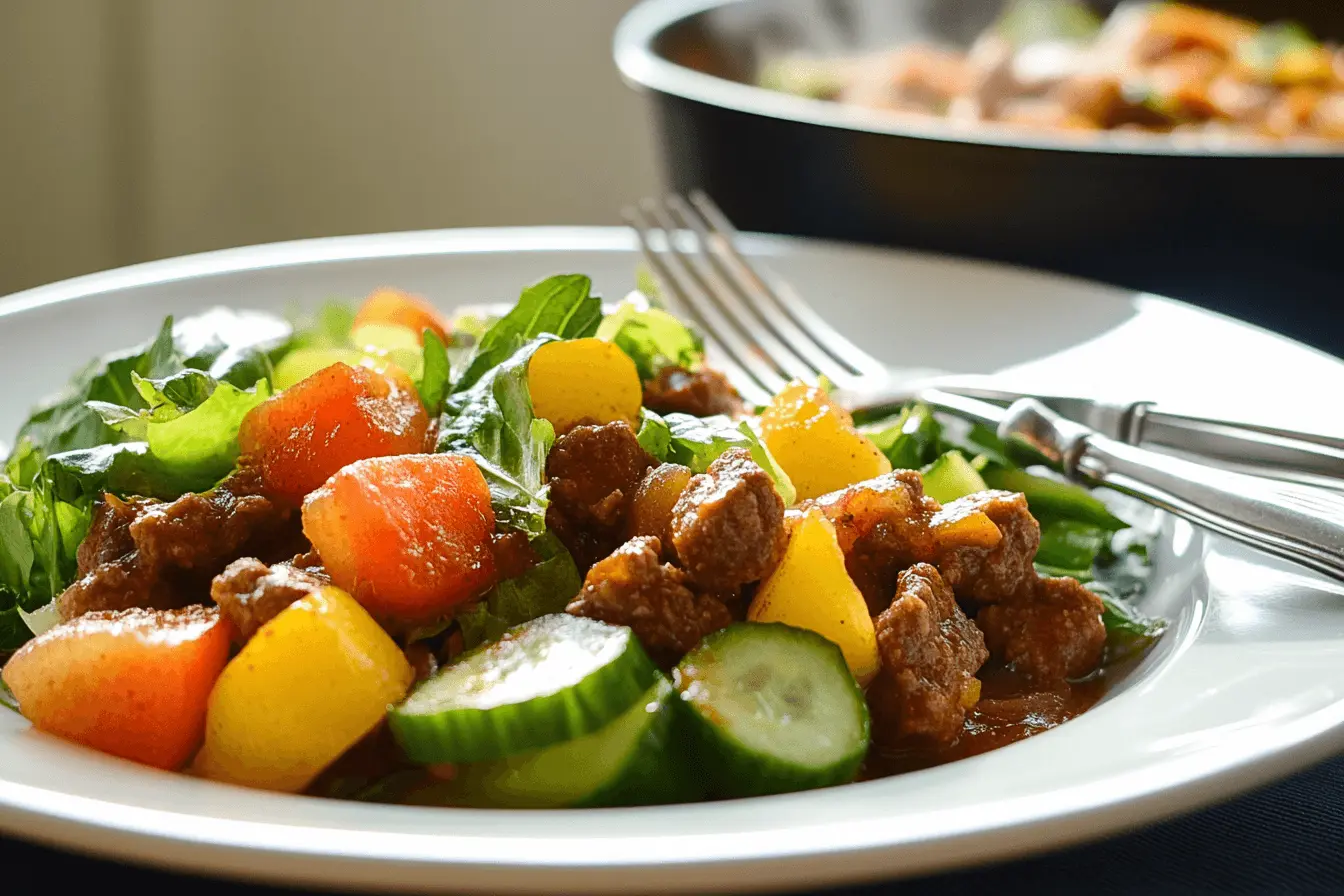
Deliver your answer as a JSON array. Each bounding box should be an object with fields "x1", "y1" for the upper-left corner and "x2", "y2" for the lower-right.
[
  {"x1": 633, "y1": 198, "x2": 791, "y2": 397},
  {"x1": 687, "y1": 190, "x2": 890, "y2": 382},
  {"x1": 623, "y1": 205, "x2": 776, "y2": 407},
  {"x1": 669, "y1": 195, "x2": 858, "y2": 389},
  {"x1": 662, "y1": 195, "x2": 820, "y2": 386}
]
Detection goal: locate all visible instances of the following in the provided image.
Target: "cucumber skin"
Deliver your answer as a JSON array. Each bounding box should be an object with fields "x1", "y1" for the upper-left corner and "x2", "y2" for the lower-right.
[
  {"x1": 387, "y1": 617, "x2": 660, "y2": 764},
  {"x1": 574, "y1": 685, "x2": 706, "y2": 808},
  {"x1": 922, "y1": 450, "x2": 989, "y2": 504},
  {"x1": 675, "y1": 623, "x2": 871, "y2": 800}
]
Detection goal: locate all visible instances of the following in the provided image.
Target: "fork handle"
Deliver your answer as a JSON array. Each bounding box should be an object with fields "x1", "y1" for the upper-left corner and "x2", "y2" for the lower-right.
[{"x1": 1006, "y1": 401, "x2": 1344, "y2": 583}]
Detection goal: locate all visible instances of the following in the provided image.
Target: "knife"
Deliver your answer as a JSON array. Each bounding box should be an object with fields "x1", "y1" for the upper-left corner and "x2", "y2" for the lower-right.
[
  {"x1": 915, "y1": 388, "x2": 1344, "y2": 583},
  {"x1": 840, "y1": 375, "x2": 1344, "y2": 491}
]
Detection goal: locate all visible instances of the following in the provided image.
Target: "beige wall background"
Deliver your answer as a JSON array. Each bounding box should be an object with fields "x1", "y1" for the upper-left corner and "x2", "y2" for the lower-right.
[{"x1": 0, "y1": 0, "x2": 662, "y2": 296}]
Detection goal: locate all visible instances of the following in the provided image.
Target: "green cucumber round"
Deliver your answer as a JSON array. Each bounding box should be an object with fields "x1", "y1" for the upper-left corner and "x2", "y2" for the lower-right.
[
  {"x1": 675, "y1": 622, "x2": 870, "y2": 798},
  {"x1": 388, "y1": 614, "x2": 658, "y2": 764},
  {"x1": 445, "y1": 675, "x2": 702, "y2": 808}
]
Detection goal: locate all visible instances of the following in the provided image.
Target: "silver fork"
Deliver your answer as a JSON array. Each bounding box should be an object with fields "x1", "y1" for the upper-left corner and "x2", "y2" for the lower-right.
[{"x1": 624, "y1": 191, "x2": 1344, "y2": 583}]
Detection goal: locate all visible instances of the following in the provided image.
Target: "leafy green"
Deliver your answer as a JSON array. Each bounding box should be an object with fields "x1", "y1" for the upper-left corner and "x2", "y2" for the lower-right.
[
  {"x1": 13, "y1": 309, "x2": 288, "y2": 467},
  {"x1": 863, "y1": 403, "x2": 943, "y2": 470},
  {"x1": 1036, "y1": 519, "x2": 1110, "y2": 573},
  {"x1": 0, "y1": 310, "x2": 286, "y2": 650},
  {"x1": 437, "y1": 337, "x2": 558, "y2": 536},
  {"x1": 661, "y1": 413, "x2": 797, "y2": 506},
  {"x1": 456, "y1": 533, "x2": 581, "y2": 651},
  {"x1": 0, "y1": 678, "x2": 18, "y2": 714},
  {"x1": 596, "y1": 302, "x2": 705, "y2": 381},
  {"x1": 635, "y1": 409, "x2": 672, "y2": 460},
  {"x1": 455, "y1": 275, "x2": 602, "y2": 392},
  {"x1": 0, "y1": 460, "x2": 94, "y2": 649},
  {"x1": 417, "y1": 330, "x2": 452, "y2": 417},
  {"x1": 1091, "y1": 582, "x2": 1167, "y2": 661}
]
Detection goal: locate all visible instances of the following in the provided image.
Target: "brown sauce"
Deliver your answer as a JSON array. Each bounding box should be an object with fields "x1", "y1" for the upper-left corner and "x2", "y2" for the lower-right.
[{"x1": 861, "y1": 663, "x2": 1112, "y2": 778}]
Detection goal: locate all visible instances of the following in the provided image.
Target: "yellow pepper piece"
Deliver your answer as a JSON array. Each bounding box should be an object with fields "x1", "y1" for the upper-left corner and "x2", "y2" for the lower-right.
[
  {"x1": 760, "y1": 381, "x2": 891, "y2": 501},
  {"x1": 931, "y1": 507, "x2": 1003, "y2": 550},
  {"x1": 748, "y1": 508, "x2": 881, "y2": 686},
  {"x1": 527, "y1": 338, "x2": 642, "y2": 432},
  {"x1": 960, "y1": 678, "x2": 982, "y2": 710},
  {"x1": 194, "y1": 586, "x2": 413, "y2": 793}
]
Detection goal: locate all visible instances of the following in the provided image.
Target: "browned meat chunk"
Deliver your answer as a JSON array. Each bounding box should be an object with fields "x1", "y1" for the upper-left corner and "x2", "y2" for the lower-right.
[
  {"x1": 130, "y1": 478, "x2": 291, "y2": 572},
  {"x1": 627, "y1": 463, "x2": 693, "y2": 552},
  {"x1": 566, "y1": 536, "x2": 732, "y2": 667},
  {"x1": 642, "y1": 366, "x2": 743, "y2": 418},
  {"x1": 670, "y1": 448, "x2": 785, "y2": 590},
  {"x1": 211, "y1": 556, "x2": 328, "y2": 641},
  {"x1": 57, "y1": 473, "x2": 296, "y2": 621},
  {"x1": 75, "y1": 494, "x2": 148, "y2": 569},
  {"x1": 935, "y1": 491, "x2": 1040, "y2": 604},
  {"x1": 870, "y1": 563, "x2": 988, "y2": 746},
  {"x1": 807, "y1": 470, "x2": 941, "y2": 614},
  {"x1": 545, "y1": 421, "x2": 656, "y2": 571},
  {"x1": 976, "y1": 576, "x2": 1106, "y2": 683}
]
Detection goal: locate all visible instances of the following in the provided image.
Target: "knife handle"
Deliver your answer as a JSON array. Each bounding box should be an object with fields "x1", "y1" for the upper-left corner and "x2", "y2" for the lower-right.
[
  {"x1": 1004, "y1": 400, "x2": 1344, "y2": 584},
  {"x1": 1130, "y1": 405, "x2": 1344, "y2": 484}
]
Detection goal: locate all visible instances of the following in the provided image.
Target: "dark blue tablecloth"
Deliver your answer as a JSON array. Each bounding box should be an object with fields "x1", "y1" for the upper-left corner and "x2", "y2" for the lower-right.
[{"x1": 4, "y1": 752, "x2": 1342, "y2": 895}]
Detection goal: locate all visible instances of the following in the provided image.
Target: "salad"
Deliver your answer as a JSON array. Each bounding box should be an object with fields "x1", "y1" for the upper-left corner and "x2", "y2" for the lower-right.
[{"x1": 0, "y1": 275, "x2": 1164, "y2": 806}]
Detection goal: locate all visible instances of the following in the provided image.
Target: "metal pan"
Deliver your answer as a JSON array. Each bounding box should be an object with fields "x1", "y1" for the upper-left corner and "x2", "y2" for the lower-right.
[{"x1": 615, "y1": 0, "x2": 1344, "y2": 357}]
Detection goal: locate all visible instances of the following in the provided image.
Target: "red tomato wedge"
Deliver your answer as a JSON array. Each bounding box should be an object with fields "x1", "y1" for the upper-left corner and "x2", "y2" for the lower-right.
[
  {"x1": 1, "y1": 606, "x2": 232, "y2": 770},
  {"x1": 239, "y1": 362, "x2": 429, "y2": 505},
  {"x1": 302, "y1": 454, "x2": 499, "y2": 624},
  {"x1": 354, "y1": 288, "x2": 451, "y2": 345}
]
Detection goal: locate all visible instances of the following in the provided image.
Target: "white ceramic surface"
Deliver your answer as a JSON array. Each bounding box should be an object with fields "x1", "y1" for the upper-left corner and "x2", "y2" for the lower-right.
[{"x1": 1, "y1": 227, "x2": 1342, "y2": 894}]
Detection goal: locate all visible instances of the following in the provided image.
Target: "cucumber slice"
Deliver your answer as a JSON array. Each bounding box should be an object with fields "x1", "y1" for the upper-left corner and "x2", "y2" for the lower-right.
[
  {"x1": 446, "y1": 676, "x2": 701, "y2": 808},
  {"x1": 675, "y1": 622, "x2": 870, "y2": 798},
  {"x1": 272, "y1": 347, "x2": 367, "y2": 389},
  {"x1": 922, "y1": 450, "x2": 989, "y2": 503},
  {"x1": 350, "y1": 323, "x2": 425, "y2": 380},
  {"x1": 388, "y1": 614, "x2": 658, "y2": 764}
]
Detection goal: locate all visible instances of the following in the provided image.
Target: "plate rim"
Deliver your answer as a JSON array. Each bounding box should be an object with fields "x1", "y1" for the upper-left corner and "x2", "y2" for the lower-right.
[{"x1": 2, "y1": 225, "x2": 1343, "y2": 894}]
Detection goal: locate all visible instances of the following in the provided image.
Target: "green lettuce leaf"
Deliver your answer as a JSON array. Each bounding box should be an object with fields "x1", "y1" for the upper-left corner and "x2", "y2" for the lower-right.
[
  {"x1": 863, "y1": 402, "x2": 943, "y2": 470},
  {"x1": 456, "y1": 533, "x2": 581, "y2": 651},
  {"x1": 596, "y1": 301, "x2": 704, "y2": 381},
  {"x1": 455, "y1": 275, "x2": 602, "y2": 392},
  {"x1": 635, "y1": 409, "x2": 672, "y2": 460},
  {"x1": 437, "y1": 337, "x2": 558, "y2": 536},
  {"x1": 661, "y1": 412, "x2": 796, "y2": 506},
  {"x1": 417, "y1": 330, "x2": 452, "y2": 417},
  {"x1": 13, "y1": 309, "x2": 288, "y2": 467}
]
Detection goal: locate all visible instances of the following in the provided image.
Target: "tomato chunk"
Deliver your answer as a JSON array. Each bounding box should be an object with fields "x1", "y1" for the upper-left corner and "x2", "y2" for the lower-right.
[
  {"x1": 1, "y1": 606, "x2": 231, "y2": 770},
  {"x1": 302, "y1": 454, "x2": 498, "y2": 623},
  {"x1": 354, "y1": 287, "x2": 451, "y2": 345},
  {"x1": 239, "y1": 362, "x2": 429, "y2": 505}
]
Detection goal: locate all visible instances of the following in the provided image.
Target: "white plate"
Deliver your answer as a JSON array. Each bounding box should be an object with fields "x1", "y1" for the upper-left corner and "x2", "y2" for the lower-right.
[{"x1": 1, "y1": 227, "x2": 1342, "y2": 895}]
